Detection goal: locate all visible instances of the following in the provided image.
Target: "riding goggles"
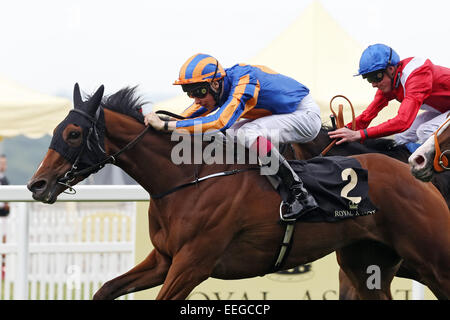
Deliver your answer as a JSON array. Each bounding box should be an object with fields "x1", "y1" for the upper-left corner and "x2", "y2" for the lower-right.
[
  {"x1": 187, "y1": 86, "x2": 209, "y2": 99},
  {"x1": 182, "y1": 83, "x2": 210, "y2": 99},
  {"x1": 363, "y1": 69, "x2": 385, "y2": 83}
]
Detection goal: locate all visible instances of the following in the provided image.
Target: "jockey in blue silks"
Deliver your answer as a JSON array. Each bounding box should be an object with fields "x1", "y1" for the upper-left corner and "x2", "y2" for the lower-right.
[{"x1": 144, "y1": 53, "x2": 322, "y2": 220}]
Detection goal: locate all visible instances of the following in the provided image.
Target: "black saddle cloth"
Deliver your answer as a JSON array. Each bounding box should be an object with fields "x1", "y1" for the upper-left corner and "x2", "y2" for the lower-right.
[{"x1": 282, "y1": 156, "x2": 378, "y2": 222}]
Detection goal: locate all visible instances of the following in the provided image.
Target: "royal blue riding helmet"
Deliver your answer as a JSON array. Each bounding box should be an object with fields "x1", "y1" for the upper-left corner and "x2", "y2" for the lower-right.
[{"x1": 355, "y1": 44, "x2": 400, "y2": 76}]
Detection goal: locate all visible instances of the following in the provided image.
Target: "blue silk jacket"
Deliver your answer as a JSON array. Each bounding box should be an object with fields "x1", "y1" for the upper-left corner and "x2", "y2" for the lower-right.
[{"x1": 176, "y1": 64, "x2": 310, "y2": 133}]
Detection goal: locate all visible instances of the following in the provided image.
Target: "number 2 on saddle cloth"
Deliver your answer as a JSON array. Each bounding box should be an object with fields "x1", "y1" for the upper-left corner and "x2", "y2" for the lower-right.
[{"x1": 282, "y1": 156, "x2": 378, "y2": 223}]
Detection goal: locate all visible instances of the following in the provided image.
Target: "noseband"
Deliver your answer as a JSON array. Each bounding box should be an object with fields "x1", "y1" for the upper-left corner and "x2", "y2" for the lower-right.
[{"x1": 433, "y1": 117, "x2": 450, "y2": 172}]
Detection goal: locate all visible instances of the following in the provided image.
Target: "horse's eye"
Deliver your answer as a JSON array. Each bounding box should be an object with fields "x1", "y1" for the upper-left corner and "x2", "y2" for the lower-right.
[{"x1": 69, "y1": 131, "x2": 81, "y2": 140}]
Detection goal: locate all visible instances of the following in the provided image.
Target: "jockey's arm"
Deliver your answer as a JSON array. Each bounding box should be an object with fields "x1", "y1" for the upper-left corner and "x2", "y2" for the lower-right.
[
  {"x1": 167, "y1": 77, "x2": 260, "y2": 133},
  {"x1": 180, "y1": 103, "x2": 210, "y2": 119},
  {"x1": 361, "y1": 68, "x2": 433, "y2": 139},
  {"x1": 347, "y1": 90, "x2": 390, "y2": 131}
]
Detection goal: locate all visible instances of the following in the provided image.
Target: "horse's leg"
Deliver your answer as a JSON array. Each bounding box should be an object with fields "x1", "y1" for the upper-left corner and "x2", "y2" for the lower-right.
[
  {"x1": 386, "y1": 210, "x2": 450, "y2": 299},
  {"x1": 393, "y1": 261, "x2": 448, "y2": 299},
  {"x1": 338, "y1": 267, "x2": 359, "y2": 300},
  {"x1": 396, "y1": 262, "x2": 447, "y2": 299},
  {"x1": 402, "y1": 242, "x2": 450, "y2": 300},
  {"x1": 336, "y1": 242, "x2": 401, "y2": 300},
  {"x1": 93, "y1": 249, "x2": 170, "y2": 300},
  {"x1": 155, "y1": 237, "x2": 226, "y2": 300},
  {"x1": 355, "y1": 153, "x2": 450, "y2": 299},
  {"x1": 337, "y1": 257, "x2": 435, "y2": 300}
]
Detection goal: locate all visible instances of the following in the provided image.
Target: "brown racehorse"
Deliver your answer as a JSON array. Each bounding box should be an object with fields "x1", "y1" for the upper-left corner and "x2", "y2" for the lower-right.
[
  {"x1": 27, "y1": 84, "x2": 450, "y2": 300},
  {"x1": 409, "y1": 117, "x2": 450, "y2": 182}
]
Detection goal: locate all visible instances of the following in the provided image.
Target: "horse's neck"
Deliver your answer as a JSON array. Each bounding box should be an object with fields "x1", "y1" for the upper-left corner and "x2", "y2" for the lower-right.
[
  {"x1": 103, "y1": 109, "x2": 186, "y2": 195},
  {"x1": 103, "y1": 109, "x2": 260, "y2": 197}
]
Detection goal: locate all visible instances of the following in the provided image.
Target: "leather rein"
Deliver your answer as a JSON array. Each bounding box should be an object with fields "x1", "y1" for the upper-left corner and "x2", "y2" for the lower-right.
[
  {"x1": 320, "y1": 95, "x2": 356, "y2": 156},
  {"x1": 58, "y1": 109, "x2": 259, "y2": 197}
]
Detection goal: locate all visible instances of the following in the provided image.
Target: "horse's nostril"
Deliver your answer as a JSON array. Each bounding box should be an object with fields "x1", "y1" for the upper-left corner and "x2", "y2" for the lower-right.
[
  {"x1": 415, "y1": 155, "x2": 425, "y2": 165},
  {"x1": 28, "y1": 179, "x2": 47, "y2": 192}
]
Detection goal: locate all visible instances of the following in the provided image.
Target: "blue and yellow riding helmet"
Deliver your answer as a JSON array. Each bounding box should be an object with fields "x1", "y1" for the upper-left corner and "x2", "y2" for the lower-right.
[{"x1": 173, "y1": 53, "x2": 226, "y2": 104}]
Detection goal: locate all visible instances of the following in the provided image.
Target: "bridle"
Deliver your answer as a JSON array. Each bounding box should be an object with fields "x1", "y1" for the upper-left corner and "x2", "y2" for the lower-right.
[
  {"x1": 57, "y1": 109, "x2": 257, "y2": 197},
  {"x1": 433, "y1": 116, "x2": 450, "y2": 172},
  {"x1": 57, "y1": 108, "x2": 150, "y2": 193}
]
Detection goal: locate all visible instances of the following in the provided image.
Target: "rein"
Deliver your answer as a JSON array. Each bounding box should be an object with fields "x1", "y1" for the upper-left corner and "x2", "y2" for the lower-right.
[
  {"x1": 57, "y1": 109, "x2": 260, "y2": 197},
  {"x1": 149, "y1": 110, "x2": 262, "y2": 198},
  {"x1": 433, "y1": 117, "x2": 450, "y2": 172},
  {"x1": 320, "y1": 95, "x2": 356, "y2": 156},
  {"x1": 58, "y1": 110, "x2": 185, "y2": 189}
]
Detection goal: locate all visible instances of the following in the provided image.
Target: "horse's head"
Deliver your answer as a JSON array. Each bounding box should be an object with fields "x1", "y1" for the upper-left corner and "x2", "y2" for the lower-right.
[
  {"x1": 409, "y1": 118, "x2": 450, "y2": 181},
  {"x1": 27, "y1": 83, "x2": 106, "y2": 203}
]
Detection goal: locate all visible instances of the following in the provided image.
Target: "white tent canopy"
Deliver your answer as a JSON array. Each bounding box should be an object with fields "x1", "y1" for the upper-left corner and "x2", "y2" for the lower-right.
[
  {"x1": 0, "y1": 74, "x2": 71, "y2": 138},
  {"x1": 155, "y1": 1, "x2": 400, "y2": 127}
]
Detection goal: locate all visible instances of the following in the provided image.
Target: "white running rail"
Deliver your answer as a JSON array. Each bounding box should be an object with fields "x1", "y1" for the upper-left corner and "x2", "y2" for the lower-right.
[{"x1": 0, "y1": 185, "x2": 148, "y2": 300}]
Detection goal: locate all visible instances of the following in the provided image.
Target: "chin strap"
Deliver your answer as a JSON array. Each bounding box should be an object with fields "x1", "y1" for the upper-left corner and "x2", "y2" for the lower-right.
[
  {"x1": 209, "y1": 59, "x2": 223, "y2": 106},
  {"x1": 211, "y1": 80, "x2": 223, "y2": 106}
]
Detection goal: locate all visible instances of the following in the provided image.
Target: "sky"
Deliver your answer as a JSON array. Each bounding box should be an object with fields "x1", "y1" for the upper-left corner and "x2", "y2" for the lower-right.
[{"x1": 1, "y1": 0, "x2": 450, "y2": 102}]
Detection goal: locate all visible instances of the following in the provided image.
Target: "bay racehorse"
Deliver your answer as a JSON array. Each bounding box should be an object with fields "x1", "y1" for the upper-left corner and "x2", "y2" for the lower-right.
[
  {"x1": 28, "y1": 84, "x2": 450, "y2": 300},
  {"x1": 409, "y1": 117, "x2": 450, "y2": 182}
]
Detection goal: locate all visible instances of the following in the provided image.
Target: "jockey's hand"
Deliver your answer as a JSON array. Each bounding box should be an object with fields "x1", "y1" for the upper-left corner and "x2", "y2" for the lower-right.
[
  {"x1": 144, "y1": 112, "x2": 164, "y2": 130},
  {"x1": 328, "y1": 127, "x2": 362, "y2": 145}
]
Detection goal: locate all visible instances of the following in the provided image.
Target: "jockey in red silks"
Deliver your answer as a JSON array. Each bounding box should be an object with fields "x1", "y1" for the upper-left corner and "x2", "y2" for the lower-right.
[
  {"x1": 329, "y1": 44, "x2": 450, "y2": 153},
  {"x1": 144, "y1": 53, "x2": 322, "y2": 220}
]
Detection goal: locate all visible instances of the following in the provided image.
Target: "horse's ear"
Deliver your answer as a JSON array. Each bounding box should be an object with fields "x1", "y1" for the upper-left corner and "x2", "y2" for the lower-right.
[
  {"x1": 73, "y1": 83, "x2": 83, "y2": 109},
  {"x1": 86, "y1": 85, "x2": 105, "y2": 114}
]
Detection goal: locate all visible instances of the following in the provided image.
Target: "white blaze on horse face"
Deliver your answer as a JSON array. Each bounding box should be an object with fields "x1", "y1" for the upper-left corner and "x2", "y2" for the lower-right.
[{"x1": 408, "y1": 135, "x2": 435, "y2": 171}]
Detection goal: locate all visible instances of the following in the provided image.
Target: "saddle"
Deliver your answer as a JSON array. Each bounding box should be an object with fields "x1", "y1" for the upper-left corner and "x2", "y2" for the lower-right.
[{"x1": 268, "y1": 156, "x2": 378, "y2": 223}]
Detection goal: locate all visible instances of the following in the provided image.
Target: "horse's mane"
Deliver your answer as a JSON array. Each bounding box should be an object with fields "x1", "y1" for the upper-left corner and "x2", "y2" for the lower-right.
[{"x1": 100, "y1": 86, "x2": 146, "y2": 124}]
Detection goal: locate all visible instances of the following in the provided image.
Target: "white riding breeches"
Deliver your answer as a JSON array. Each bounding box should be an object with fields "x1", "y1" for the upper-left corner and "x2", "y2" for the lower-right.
[
  {"x1": 394, "y1": 104, "x2": 450, "y2": 145},
  {"x1": 226, "y1": 93, "x2": 322, "y2": 149}
]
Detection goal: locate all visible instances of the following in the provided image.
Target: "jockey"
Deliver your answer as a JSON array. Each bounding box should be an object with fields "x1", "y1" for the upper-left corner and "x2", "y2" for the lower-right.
[
  {"x1": 328, "y1": 44, "x2": 450, "y2": 152},
  {"x1": 144, "y1": 53, "x2": 322, "y2": 220}
]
